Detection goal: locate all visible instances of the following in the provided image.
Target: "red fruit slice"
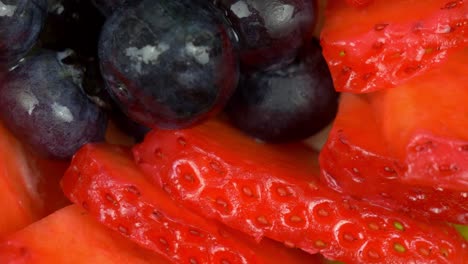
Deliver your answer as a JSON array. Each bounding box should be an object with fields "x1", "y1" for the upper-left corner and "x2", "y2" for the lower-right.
[
  {"x1": 0, "y1": 205, "x2": 170, "y2": 264},
  {"x1": 133, "y1": 120, "x2": 468, "y2": 263},
  {"x1": 0, "y1": 122, "x2": 69, "y2": 236},
  {"x1": 345, "y1": 0, "x2": 373, "y2": 8},
  {"x1": 319, "y1": 92, "x2": 468, "y2": 224},
  {"x1": 61, "y1": 144, "x2": 321, "y2": 264},
  {"x1": 370, "y1": 49, "x2": 468, "y2": 191},
  {"x1": 321, "y1": 0, "x2": 467, "y2": 93}
]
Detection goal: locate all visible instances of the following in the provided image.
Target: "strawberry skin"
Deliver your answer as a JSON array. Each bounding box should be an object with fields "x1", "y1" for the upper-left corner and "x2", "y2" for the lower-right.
[
  {"x1": 320, "y1": 92, "x2": 468, "y2": 224},
  {"x1": 320, "y1": 48, "x2": 468, "y2": 224},
  {"x1": 321, "y1": 0, "x2": 467, "y2": 93},
  {"x1": 345, "y1": 0, "x2": 374, "y2": 8},
  {"x1": 133, "y1": 120, "x2": 468, "y2": 263},
  {"x1": 0, "y1": 205, "x2": 170, "y2": 264},
  {"x1": 61, "y1": 144, "x2": 321, "y2": 264}
]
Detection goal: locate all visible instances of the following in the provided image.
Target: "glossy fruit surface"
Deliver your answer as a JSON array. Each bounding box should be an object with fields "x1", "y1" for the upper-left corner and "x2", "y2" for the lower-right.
[
  {"x1": 321, "y1": 0, "x2": 467, "y2": 93},
  {"x1": 0, "y1": 51, "x2": 107, "y2": 159},
  {"x1": 227, "y1": 39, "x2": 338, "y2": 142},
  {"x1": 133, "y1": 120, "x2": 468, "y2": 263},
  {"x1": 61, "y1": 143, "x2": 322, "y2": 264},
  {"x1": 216, "y1": 0, "x2": 317, "y2": 69},
  {"x1": 91, "y1": 0, "x2": 136, "y2": 16},
  {"x1": 320, "y1": 93, "x2": 468, "y2": 225},
  {"x1": 99, "y1": 0, "x2": 239, "y2": 129},
  {"x1": 0, "y1": 0, "x2": 47, "y2": 67}
]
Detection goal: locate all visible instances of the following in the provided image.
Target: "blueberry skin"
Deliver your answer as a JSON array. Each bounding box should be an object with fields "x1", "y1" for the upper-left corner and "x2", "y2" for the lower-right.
[
  {"x1": 0, "y1": 0, "x2": 47, "y2": 67},
  {"x1": 0, "y1": 51, "x2": 108, "y2": 159},
  {"x1": 99, "y1": 0, "x2": 239, "y2": 129},
  {"x1": 216, "y1": 0, "x2": 316, "y2": 70},
  {"x1": 226, "y1": 40, "x2": 338, "y2": 143},
  {"x1": 91, "y1": 0, "x2": 137, "y2": 17}
]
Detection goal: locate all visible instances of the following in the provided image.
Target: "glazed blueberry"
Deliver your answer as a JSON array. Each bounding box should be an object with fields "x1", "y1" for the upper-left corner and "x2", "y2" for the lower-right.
[
  {"x1": 226, "y1": 39, "x2": 338, "y2": 143},
  {"x1": 215, "y1": 0, "x2": 316, "y2": 70},
  {"x1": 0, "y1": 50, "x2": 107, "y2": 159},
  {"x1": 0, "y1": 0, "x2": 47, "y2": 67},
  {"x1": 99, "y1": 0, "x2": 239, "y2": 129},
  {"x1": 91, "y1": 0, "x2": 136, "y2": 16}
]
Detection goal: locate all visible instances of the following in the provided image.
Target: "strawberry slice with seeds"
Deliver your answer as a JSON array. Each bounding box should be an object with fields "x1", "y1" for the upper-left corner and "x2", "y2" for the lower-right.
[
  {"x1": 320, "y1": 50, "x2": 468, "y2": 224},
  {"x1": 133, "y1": 120, "x2": 468, "y2": 263},
  {"x1": 369, "y1": 49, "x2": 468, "y2": 191},
  {"x1": 321, "y1": 0, "x2": 467, "y2": 93},
  {"x1": 0, "y1": 205, "x2": 170, "y2": 264},
  {"x1": 320, "y1": 93, "x2": 468, "y2": 225},
  {"x1": 61, "y1": 144, "x2": 321, "y2": 264}
]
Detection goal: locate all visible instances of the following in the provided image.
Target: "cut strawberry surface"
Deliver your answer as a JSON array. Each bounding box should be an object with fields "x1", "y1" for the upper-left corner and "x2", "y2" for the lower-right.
[
  {"x1": 61, "y1": 144, "x2": 320, "y2": 264},
  {"x1": 133, "y1": 120, "x2": 468, "y2": 263},
  {"x1": 0, "y1": 205, "x2": 170, "y2": 264},
  {"x1": 370, "y1": 49, "x2": 468, "y2": 191},
  {"x1": 321, "y1": 0, "x2": 467, "y2": 93},
  {"x1": 320, "y1": 92, "x2": 468, "y2": 224}
]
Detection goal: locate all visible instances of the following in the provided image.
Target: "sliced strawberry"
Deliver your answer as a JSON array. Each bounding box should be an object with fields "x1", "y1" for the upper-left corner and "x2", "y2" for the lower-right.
[
  {"x1": 0, "y1": 122, "x2": 69, "y2": 236},
  {"x1": 61, "y1": 144, "x2": 321, "y2": 264},
  {"x1": 133, "y1": 120, "x2": 468, "y2": 263},
  {"x1": 0, "y1": 205, "x2": 170, "y2": 264},
  {"x1": 370, "y1": 49, "x2": 468, "y2": 191},
  {"x1": 321, "y1": 0, "x2": 467, "y2": 93},
  {"x1": 320, "y1": 92, "x2": 468, "y2": 224}
]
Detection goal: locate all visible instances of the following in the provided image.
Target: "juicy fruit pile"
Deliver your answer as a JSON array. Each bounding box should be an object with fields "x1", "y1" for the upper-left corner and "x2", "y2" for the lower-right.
[{"x1": 0, "y1": 0, "x2": 466, "y2": 263}]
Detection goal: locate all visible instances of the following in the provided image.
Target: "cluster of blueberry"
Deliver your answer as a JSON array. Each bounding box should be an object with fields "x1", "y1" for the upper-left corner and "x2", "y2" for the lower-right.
[{"x1": 0, "y1": 0, "x2": 337, "y2": 159}]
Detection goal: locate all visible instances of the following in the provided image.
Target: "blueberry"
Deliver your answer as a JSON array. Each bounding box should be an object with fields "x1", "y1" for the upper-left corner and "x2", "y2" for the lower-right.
[
  {"x1": 226, "y1": 39, "x2": 338, "y2": 143},
  {"x1": 39, "y1": 0, "x2": 113, "y2": 109},
  {"x1": 0, "y1": 0, "x2": 47, "y2": 68},
  {"x1": 99, "y1": 0, "x2": 239, "y2": 129},
  {"x1": 91, "y1": 0, "x2": 137, "y2": 17},
  {"x1": 0, "y1": 50, "x2": 108, "y2": 159},
  {"x1": 215, "y1": 0, "x2": 316, "y2": 70}
]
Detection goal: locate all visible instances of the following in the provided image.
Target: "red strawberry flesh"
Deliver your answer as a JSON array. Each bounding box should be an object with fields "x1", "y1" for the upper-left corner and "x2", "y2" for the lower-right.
[
  {"x1": 61, "y1": 144, "x2": 321, "y2": 264},
  {"x1": 321, "y1": 0, "x2": 467, "y2": 93},
  {"x1": 133, "y1": 120, "x2": 468, "y2": 263}
]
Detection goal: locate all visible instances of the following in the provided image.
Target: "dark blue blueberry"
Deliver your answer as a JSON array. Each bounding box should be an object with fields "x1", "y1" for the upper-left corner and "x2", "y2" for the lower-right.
[
  {"x1": 226, "y1": 39, "x2": 338, "y2": 143},
  {"x1": 39, "y1": 0, "x2": 113, "y2": 109},
  {"x1": 215, "y1": 0, "x2": 316, "y2": 70},
  {"x1": 99, "y1": 0, "x2": 239, "y2": 129},
  {"x1": 91, "y1": 0, "x2": 137, "y2": 17},
  {"x1": 0, "y1": 50, "x2": 108, "y2": 159},
  {"x1": 0, "y1": 0, "x2": 47, "y2": 68}
]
